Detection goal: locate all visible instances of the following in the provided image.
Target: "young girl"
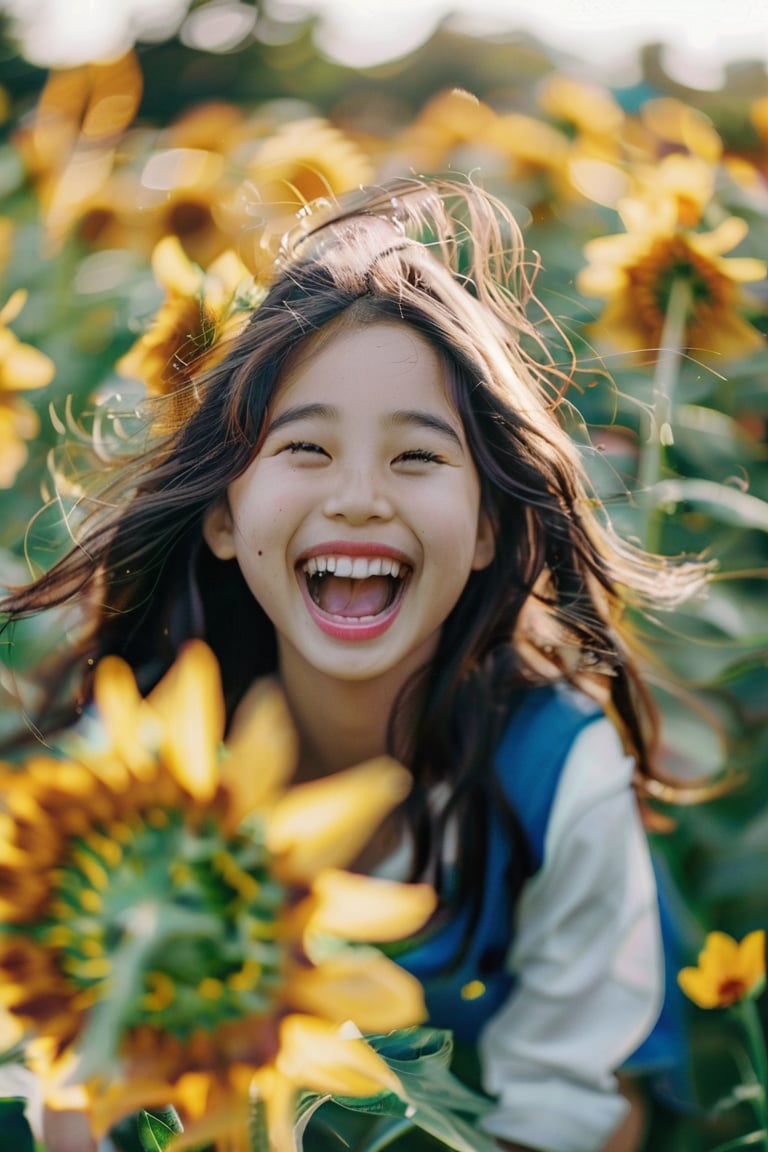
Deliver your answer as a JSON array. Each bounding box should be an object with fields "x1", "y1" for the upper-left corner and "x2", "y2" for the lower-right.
[{"x1": 1, "y1": 177, "x2": 705, "y2": 1152}]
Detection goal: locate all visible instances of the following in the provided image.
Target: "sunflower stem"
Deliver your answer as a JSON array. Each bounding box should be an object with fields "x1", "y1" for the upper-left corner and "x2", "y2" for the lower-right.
[
  {"x1": 249, "y1": 1093, "x2": 271, "y2": 1152},
  {"x1": 735, "y1": 998, "x2": 768, "y2": 1142},
  {"x1": 636, "y1": 277, "x2": 691, "y2": 553}
]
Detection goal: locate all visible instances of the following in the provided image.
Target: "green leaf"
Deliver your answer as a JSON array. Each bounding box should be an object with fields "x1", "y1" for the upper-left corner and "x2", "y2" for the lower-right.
[
  {"x1": 314, "y1": 1028, "x2": 498, "y2": 1152},
  {"x1": 0, "y1": 1097, "x2": 35, "y2": 1152},
  {"x1": 644, "y1": 478, "x2": 768, "y2": 533},
  {"x1": 137, "y1": 1108, "x2": 185, "y2": 1151},
  {"x1": 710, "y1": 1131, "x2": 768, "y2": 1152},
  {"x1": 110, "y1": 1107, "x2": 183, "y2": 1152}
]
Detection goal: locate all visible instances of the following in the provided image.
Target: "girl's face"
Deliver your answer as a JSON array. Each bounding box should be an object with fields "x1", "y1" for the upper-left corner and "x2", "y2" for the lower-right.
[{"x1": 204, "y1": 320, "x2": 495, "y2": 690}]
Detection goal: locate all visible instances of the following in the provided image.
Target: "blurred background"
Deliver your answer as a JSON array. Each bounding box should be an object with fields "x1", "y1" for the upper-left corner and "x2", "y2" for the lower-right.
[{"x1": 0, "y1": 1, "x2": 766, "y2": 1148}]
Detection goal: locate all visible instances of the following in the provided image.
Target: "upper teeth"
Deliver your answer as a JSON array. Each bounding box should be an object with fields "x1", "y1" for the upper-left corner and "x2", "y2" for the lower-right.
[{"x1": 303, "y1": 555, "x2": 403, "y2": 578}]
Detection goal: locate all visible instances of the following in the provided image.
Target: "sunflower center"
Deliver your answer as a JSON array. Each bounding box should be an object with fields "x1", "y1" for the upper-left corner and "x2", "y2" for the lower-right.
[
  {"x1": 629, "y1": 235, "x2": 729, "y2": 340},
  {"x1": 168, "y1": 199, "x2": 214, "y2": 239},
  {"x1": 47, "y1": 809, "x2": 288, "y2": 1041}
]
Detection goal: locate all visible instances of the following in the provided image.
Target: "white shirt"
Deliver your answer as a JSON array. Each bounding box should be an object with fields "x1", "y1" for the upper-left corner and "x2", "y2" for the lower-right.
[{"x1": 477, "y1": 717, "x2": 663, "y2": 1152}]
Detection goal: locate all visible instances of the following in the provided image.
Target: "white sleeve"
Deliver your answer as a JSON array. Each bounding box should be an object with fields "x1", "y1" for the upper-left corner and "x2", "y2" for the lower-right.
[{"x1": 478, "y1": 717, "x2": 663, "y2": 1152}]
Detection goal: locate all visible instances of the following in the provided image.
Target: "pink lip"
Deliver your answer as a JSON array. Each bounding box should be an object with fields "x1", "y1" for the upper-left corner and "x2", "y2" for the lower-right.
[{"x1": 297, "y1": 540, "x2": 412, "y2": 566}]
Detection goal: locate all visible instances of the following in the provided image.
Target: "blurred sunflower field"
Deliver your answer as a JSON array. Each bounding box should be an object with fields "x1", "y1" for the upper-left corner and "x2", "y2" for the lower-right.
[{"x1": 0, "y1": 1, "x2": 767, "y2": 1149}]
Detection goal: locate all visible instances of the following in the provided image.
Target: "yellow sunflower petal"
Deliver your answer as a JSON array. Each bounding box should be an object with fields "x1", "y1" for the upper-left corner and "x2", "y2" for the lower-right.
[
  {"x1": 222, "y1": 679, "x2": 298, "y2": 825},
  {"x1": 714, "y1": 256, "x2": 767, "y2": 284},
  {"x1": 619, "y1": 194, "x2": 675, "y2": 235},
  {"x1": 288, "y1": 951, "x2": 427, "y2": 1033},
  {"x1": 151, "y1": 234, "x2": 202, "y2": 297},
  {"x1": 252, "y1": 1066, "x2": 297, "y2": 1152},
  {"x1": 0, "y1": 1003, "x2": 23, "y2": 1050},
  {"x1": 92, "y1": 656, "x2": 155, "y2": 779},
  {"x1": 266, "y1": 758, "x2": 412, "y2": 883},
  {"x1": 308, "y1": 868, "x2": 436, "y2": 942},
  {"x1": 159, "y1": 1084, "x2": 251, "y2": 1152},
  {"x1": 582, "y1": 231, "x2": 639, "y2": 267},
  {"x1": 88, "y1": 1076, "x2": 184, "y2": 1136},
  {"x1": 690, "y1": 216, "x2": 748, "y2": 257},
  {"x1": 276, "y1": 1013, "x2": 402, "y2": 1097},
  {"x1": 27, "y1": 1039, "x2": 91, "y2": 1113},
  {"x1": 147, "y1": 640, "x2": 224, "y2": 802},
  {"x1": 0, "y1": 289, "x2": 26, "y2": 326},
  {"x1": 1, "y1": 340, "x2": 55, "y2": 390},
  {"x1": 206, "y1": 248, "x2": 252, "y2": 296},
  {"x1": 576, "y1": 263, "x2": 627, "y2": 298}
]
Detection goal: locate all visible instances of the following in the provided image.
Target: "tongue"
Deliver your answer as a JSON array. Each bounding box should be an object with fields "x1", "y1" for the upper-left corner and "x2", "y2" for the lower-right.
[{"x1": 316, "y1": 575, "x2": 393, "y2": 618}]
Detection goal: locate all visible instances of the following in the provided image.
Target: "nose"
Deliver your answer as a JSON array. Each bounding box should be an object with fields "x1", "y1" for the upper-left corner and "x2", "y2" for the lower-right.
[{"x1": 322, "y1": 463, "x2": 394, "y2": 525}]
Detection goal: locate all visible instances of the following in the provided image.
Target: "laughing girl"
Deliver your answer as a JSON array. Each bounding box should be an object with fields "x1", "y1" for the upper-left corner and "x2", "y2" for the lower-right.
[{"x1": 1, "y1": 178, "x2": 706, "y2": 1152}]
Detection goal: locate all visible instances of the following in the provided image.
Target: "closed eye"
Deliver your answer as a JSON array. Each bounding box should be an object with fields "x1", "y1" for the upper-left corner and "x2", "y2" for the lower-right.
[
  {"x1": 284, "y1": 441, "x2": 329, "y2": 457},
  {"x1": 396, "y1": 449, "x2": 444, "y2": 465}
]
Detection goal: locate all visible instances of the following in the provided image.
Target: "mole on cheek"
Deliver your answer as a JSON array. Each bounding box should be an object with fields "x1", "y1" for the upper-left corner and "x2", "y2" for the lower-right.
[{"x1": 258, "y1": 550, "x2": 263, "y2": 556}]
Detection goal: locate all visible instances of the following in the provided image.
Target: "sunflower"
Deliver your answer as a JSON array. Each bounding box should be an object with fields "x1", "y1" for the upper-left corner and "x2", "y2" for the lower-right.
[
  {"x1": 0, "y1": 289, "x2": 55, "y2": 488},
  {"x1": 678, "y1": 930, "x2": 766, "y2": 1009},
  {"x1": 0, "y1": 641, "x2": 435, "y2": 1150},
  {"x1": 117, "y1": 236, "x2": 262, "y2": 429},
  {"x1": 397, "y1": 89, "x2": 503, "y2": 173},
  {"x1": 239, "y1": 118, "x2": 374, "y2": 276},
  {"x1": 628, "y1": 153, "x2": 717, "y2": 229},
  {"x1": 163, "y1": 101, "x2": 248, "y2": 156},
  {"x1": 578, "y1": 193, "x2": 766, "y2": 361},
  {"x1": 537, "y1": 74, "x2": 624, "y2": 141},
  {"x1": 640, "y1": 97, "x2": 723, "y2": 164},
  {"x1": 13, "y1": 52, "x2": 143, "y2": 248}
]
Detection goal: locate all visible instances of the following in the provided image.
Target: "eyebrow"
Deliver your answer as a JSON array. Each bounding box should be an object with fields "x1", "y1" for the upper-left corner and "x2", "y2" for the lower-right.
[
  {"x1": 265, "y1": 403, "x2": 465, "y2": 452},
  {"x1": 387, "y1": 409, "x2": 464, "y2": 452},
  {"x1": 264, "y1": 403, "x2": 336, "y2": 436}
]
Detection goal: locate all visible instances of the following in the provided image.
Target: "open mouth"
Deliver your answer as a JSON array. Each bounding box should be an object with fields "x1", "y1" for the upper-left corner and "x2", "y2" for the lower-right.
[{"x1": 300, "y1": 554, "x2": 410, "y2": 622}]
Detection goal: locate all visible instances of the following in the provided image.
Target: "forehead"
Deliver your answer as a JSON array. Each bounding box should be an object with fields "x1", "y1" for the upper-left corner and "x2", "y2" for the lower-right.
[{"x1": 275, "y1": 320, "x2": 458, "y2": 414}]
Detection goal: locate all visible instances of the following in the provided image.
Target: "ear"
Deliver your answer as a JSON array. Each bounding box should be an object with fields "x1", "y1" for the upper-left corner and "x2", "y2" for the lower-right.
[
  {"x1": 202, "y1": 497, "x2": 237, "y2": 560},
  {"x1": 471, "y1": 508, "x2": 496, "y2": 571}
]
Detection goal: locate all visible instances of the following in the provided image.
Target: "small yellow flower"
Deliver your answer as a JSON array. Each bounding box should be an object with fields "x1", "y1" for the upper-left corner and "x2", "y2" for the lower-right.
[
  {"x1": 0, "y1": 642, "x2": 434, "y2": 1149},
  {"x1": 117, "y1": 236, "x2": 262, "y2": 428},
  {"x1": 578, "y1": 194, "x2": 766, "y2": 361},
  {"x1": 678, "y1": 930, "x2": 766, "y2": 1009}
]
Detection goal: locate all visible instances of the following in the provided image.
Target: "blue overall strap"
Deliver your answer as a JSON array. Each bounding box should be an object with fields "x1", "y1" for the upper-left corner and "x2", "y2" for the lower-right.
[
  {"x1": 394, "y1": 685, "x2": 601, "y2": 1043},
  {"x1": 494, "y1": 685, "x2": 601, "y2": 869}
]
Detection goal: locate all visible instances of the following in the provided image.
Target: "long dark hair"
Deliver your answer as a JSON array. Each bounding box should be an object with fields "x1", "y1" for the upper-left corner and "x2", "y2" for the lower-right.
[{"x1": 0, "y1": 177, "x2": 708, "y2": 902}]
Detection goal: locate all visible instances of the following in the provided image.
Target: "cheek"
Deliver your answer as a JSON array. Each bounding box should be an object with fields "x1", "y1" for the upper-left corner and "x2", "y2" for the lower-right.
[{"x1": 422, "y1": 487, "x2": 483, "y2": 557}]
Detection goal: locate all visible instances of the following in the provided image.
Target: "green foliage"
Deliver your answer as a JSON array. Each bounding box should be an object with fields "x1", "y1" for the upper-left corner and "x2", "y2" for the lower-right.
[{"x1": 296, "y1": 1028, "x2": 497, "y2": 1152}]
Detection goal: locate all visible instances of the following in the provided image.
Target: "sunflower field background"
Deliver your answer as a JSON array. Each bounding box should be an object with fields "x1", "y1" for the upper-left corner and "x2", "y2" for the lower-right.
[{"x1": 0, "y1": 1, "x2": 767, "y2": 1149}]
